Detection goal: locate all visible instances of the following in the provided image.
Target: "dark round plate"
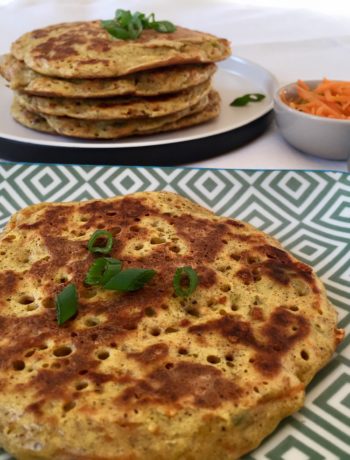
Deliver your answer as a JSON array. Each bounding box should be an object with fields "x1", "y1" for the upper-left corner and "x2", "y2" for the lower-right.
[{"x1": 0, "y1": 111, "x2": 273, "y2": 166}]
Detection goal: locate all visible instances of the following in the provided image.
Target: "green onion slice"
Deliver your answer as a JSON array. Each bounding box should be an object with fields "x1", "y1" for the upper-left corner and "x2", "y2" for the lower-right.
[
  {"x1": 87, "y1": 230, "x2": 113, "y2": 254},
  {"x1": 115, "y1": 8, "x2": 133, "y2": 26},
  {"x1": 173, "y1": 266, "x2": 198, "y2": 297},
  {"x1": 101, "y1": 9, "x2": 176, "y2": 40},
  {"x1": 104, "y1": 268, "x2": 156, "y2": 292},
  {"x1": 85, "y1": 257, "x2": 122, "y2": 286},
  {"x1": 101, "y1": 20, "x2": 131, "y2": 40},
  {"x1": 100, "y1": 258, "x2": 123, "y2": 285},
  {"x1": 150, "y1": 20, "x2": 176, "y2": 33},
  {"x1": 56, "y1": 284, "x2": 78, "y2": 326},
  {"x1": 230, "y1": 93, "x2": 266, "y2": 107}
]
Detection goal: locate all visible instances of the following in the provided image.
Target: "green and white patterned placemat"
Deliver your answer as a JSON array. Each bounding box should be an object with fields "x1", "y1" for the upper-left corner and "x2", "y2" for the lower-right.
[{"x1": 0, "y1": 163, "x2": 349, "y2": 460}]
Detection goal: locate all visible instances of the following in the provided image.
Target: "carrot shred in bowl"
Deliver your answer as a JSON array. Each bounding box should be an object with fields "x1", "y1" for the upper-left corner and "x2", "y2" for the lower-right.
[{"x1": 280, "y1": 79, "x2": 350, "y2": 120}]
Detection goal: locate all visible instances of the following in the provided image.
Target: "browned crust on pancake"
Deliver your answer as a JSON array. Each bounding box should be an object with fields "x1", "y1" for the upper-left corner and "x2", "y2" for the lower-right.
[
  {"x1": 0, "y1": 192, "x2": 342, "y2": 460},
  {"x1": 1, "y1": 54, "x2": 217, "y2": 98},
  {"x1": 11, "y1": 21, "x2": 231, "y2": 78},
  {"x1": 15, "y1": 78, "x2": 212, "y2": 120},
  {"x1": 11, "y1": 90, "x2": 219, "y2": 139},
  {"x1": 189, "y1": 307, "x2": 310, "y2": 377}
]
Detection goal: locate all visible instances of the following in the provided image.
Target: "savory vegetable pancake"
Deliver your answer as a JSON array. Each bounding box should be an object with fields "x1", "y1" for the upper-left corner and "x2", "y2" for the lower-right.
[
  {"x1": 15, "y1": 78, "x2": 211, "y2": 120},
  {"x1": 0, "y1": 54, "x2": 216, "y2": 98},
  {"x1": 11, "y1": 21, "x2": 231, "y2": 78},
  {"x1": 2, "y1": 12, "x2": 231, "y2": 140},
  {"x1": 11, "y1": 90, "x2": 219, "y2": 139},
  {"x1": 0, "y1": 192, "x2": 343, "y2": 460}
]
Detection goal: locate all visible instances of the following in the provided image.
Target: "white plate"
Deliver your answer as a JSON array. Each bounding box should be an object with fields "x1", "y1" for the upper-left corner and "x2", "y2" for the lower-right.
[{"x1": 0, "y1": 56, "x2": 277, "y2": 149}]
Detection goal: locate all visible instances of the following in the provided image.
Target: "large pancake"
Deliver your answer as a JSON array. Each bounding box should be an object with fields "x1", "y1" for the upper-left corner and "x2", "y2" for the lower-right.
[
  {"x1": 0, "y1": 192, "x2": 343, "y2": 460},
  {"x1": 11, "y1": 21, "x2": 231, "y2": 78},
  {"x1": 0, "y1": 54, "x2": 216, "y2": 98},
  {"x1": 11, "y1": 90, "x2": 219, "y2": 139},
  {"x1": 15, "y1": 79, "x2": 211, "y2": 120}
]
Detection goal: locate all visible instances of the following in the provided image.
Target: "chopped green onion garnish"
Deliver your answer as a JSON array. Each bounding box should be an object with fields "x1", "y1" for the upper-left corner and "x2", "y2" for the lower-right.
[
  {"x1": 116, "y1": 8, "x2": 133, "y2": 26},
  {"x1": 87, "y1": 230, "x2": 113, "y2": 254},
  {"x1": 85, "y1": 257, "x2": 122, "y2": 286},
  {"x1": 173, "y1": 266, "x2": 198, "y2": 297},
  {"x1": 56, "y1": 284, "x2": 78, "y2": 326},
  {"x1": 101, "y1": 20, "x2": 132, "y2": 40},
  {"x1": 100, "y1": 258, "x2": 123, "y2": 285},
  {"x1": 85, "y1": 258, "x2": 106, "y2": 285},
  {"x1": 104, "y1": 268, "x2": 156, "y2": 292},
  {"x1": 150, "y1": 20, "x2": 176, "y2": 33},
  {"x1": 101, "y1": 9, "x2": 176, "y2": 40},
  {"x1": 230, "y1": 93, "x2": 265, "y2": 107}
]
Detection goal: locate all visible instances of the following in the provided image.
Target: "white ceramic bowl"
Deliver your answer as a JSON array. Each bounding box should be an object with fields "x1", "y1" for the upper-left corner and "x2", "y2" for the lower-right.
[{"x1": 274, "y1": 80, "x2": 350, "y2": 160}]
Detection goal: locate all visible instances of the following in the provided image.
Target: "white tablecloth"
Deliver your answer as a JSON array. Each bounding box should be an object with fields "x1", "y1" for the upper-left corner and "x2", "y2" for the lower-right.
[{"x1": 1, "y1": 0, "x2": 349, "y2": 171}]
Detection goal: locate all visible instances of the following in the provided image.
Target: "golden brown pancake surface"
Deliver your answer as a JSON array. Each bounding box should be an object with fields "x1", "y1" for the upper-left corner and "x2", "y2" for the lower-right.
[
  {"x1": 11, "y1": 90, "x2": 218, "y2": 139},
  {"x1": 11, "y1": 21, "x2": 231, "y2": 78},
  {"x1": 0, "y1": 192, "x2": 343, "y2": 460},
  {"x1": 0, "y1": 54, "x2": 216, "y2": 98},
  {"x1": 15, "y1": 79, "x2": 211, "y2": 120}
]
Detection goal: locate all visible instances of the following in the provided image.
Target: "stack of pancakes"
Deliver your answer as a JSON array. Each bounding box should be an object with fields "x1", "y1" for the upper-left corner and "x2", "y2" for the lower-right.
[{"x1": 0, "y1": 20, "x2": 231, "y2": 139}]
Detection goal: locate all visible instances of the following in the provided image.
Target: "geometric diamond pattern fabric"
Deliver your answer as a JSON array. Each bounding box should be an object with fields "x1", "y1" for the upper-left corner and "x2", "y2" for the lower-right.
[
  {"x1": 0, "y1": 454, "x2": 12, "y2": 460},
  {"x1": 0, "y1": 163, "x2": 349, "y2": 460}
]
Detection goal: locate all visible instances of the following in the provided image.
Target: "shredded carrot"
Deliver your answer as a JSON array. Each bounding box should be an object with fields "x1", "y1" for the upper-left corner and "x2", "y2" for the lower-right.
[{"x1": 280, "y1": 79, "x2": 350, "y2": 119}]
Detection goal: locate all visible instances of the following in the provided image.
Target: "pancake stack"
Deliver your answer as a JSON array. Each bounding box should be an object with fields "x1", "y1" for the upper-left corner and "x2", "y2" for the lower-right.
[{"x1": 0, "y1": 20, "x2": 231, "y2": 139}]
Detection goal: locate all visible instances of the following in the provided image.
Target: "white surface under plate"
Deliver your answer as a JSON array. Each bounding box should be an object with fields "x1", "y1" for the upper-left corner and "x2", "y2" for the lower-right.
[{"x1": 0, "y1": 56, "x2": 277, "y2": 149}]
